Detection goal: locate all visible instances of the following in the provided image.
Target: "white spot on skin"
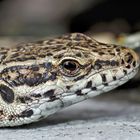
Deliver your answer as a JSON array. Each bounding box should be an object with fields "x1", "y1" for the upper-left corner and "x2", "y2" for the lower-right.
[
  {"x1": 61, "y1": 94, "x2": 86, "y2": 107},
  {"x1": 115, "y1": 68, "x2": 124, "y2": 79},
  {"x1": 96, "y1": 85, "x2": 104, "y2": 90},
  {"x1": 39, "y1": 100, "x2": 63, "y2": 117},
  {"x1": 102, "y1": 85, "x2": 117, "y2": 92},
  {"x1": 31, "y1": 115, "x2": 41, "y2": 120},
  {"x1": 82, "y1": 88, "x2": 91, "y2": 94},
  {"x1": 32, "y1": 108, "x2": 41, "y2": 115},
  {"x1": 128, "y1": 69, "x2": 138, "y2": 79},
  {"x1": 86, "y1": 90, "x2": 101, "y2": 98},
  {"x1": 92, "y1": 73, "x2": 102, "y2": 86},
  {"x1": 70, "y1": 79, "x2": 87, "y2": 92},
  {"x1": 108, "y1": 80, "x2": 119, "y2": 86},
  {"x1": 102, "y1": 70, "x2": 113, "y2": 83}
]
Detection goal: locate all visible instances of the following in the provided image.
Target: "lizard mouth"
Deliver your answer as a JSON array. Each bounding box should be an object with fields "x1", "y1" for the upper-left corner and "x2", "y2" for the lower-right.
[
  {"x1": 62, "y1": 66, "x2": 139, "y2": 98},
  {"x1": 59, "y1": 66, "x2": 139, "y2": 108}
]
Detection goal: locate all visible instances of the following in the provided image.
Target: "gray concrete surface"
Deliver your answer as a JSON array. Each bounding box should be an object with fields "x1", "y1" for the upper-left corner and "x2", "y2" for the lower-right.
[{"x1": 1, "y1": 89, "x2": 140, "y2": 140}]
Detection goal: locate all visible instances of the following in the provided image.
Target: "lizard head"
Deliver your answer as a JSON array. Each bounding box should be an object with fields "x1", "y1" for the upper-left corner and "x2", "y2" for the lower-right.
[{"x1": 54, "y1": 33, "x2": 139, "y2": 96}]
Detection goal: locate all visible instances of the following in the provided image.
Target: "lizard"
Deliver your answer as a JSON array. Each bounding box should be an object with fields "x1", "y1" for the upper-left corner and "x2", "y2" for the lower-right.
[{"x1": 0, "y1": 33, "x2": 139, "y2": 127}]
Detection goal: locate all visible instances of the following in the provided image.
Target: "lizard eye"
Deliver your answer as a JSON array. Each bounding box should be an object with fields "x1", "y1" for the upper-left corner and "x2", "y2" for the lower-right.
[{"x1": 60, "y1": 59, "x2": 80, "y2": 76}]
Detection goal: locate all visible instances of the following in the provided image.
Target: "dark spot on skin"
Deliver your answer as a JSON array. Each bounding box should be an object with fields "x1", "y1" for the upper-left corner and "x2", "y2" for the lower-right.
[
  {"x1": 123, "y1": 69, "x2": 127, "y2": 75},
  {"x1": 98, "y1": 52, "x2": 105, "y2": 55},
  {"x1": 92, "y1": 87, "x2": 97, "y2": 90},
  {"x1": 8, "y1": 115, "x2": 14, "y2": 121},
  {"x1": 0, "y1": 110, "x2": 3, "y2": 115},
  {"x1": 74, "y1": 75, "x2": 85, "y2": 81},
  {"x1": 25, "y1": 73, "x2": 42, "y2": 86},
  {"x1": 103, "y1": 83, "x2": 108, "y2": 86},
  {"x1": 132, "y1": 61, "x2": 136, "y2": 67},
  {"x1": 0, "y1": 84, "x2": 14, "y2": 104},
  {"x1": 31, "y1": 65, "x2": 39, "y2": 71},
  {"x1": 92, "y1": 49, "x2": 98, "y2": 52},
  {"x1": 121, "y1": 59, "x2": 125, "y2": 65},
  {"x1": 66, "y1": 86, "x2": 71, "y2": 90},
  {"x1": 126, "y1": 65, "x2": 131, "y2": 69},
  {"x1": 19, "y1": 109, "x2": 33, "y2": 118},
  {"x1": 101, "y1": 74, "x2": 107, "y2": 82},
  {"x1": 86, "y1": 81, "x2": 92, "y2": 88},
  {"x1": 116, "y1": 48, "x2": 120, "y2": 52},
  {"x1": 93, "y1": 64, "x2": 102, "y2": 70},
  {"x1": 110, "y1": 60, "x2": 119, "y2": 66},
  {"x1": 66, "y1": 42, "x2": 73, "y2": 46},
  {"x1": 7, "y1": 75, "x2": 11, "y2": 79},
  {"x1": 44, "y1": 62, "x2": 52, "y2": 69},
  {"x1": 38, "y1": 54, "x2": 46, "y2": 58},
  {"x1": 11, "y1": 81, "x2": 20, "y2": 87},
  {"x1": 9, "y1": 66, "x2": 18, "y2": 72},
  {"x1": 50, "y1": 72, "x2": 57, "y2": 81},
  {"x1": 75, "y1": 90, "x2": 83, "y2": 95},
  {"x1": 11, "y1": 53, "x2": 20, "y2": 58},
  {"x1": 31, "y1": 94, "x2": 41, "y2": 98},
  {"x1": 113, "y1": 76, "x2": 117, "y2": 81},
  {"x1": 110, "y1": 53, "x2": 115, "y2": 55},
  {"x1": 48, "y1": 96, "x2": 59, "y2": 102},
  {"x1": 126, "y1": 53, "x2": 133, "y2": 64},
  {"x1": 16, "y1": 56, "x2": 36, "y2": 61},
  {"x1": 95, "y1": 60, "x2": 110, "y2": 66},
  {"x1": 46, "y1": 53, "x2": 53, "y2": 56},
  {"x1": 44, "y1": 89, "x2": 54, "y2": 97},
  {"x1": 17, "y1": 96, "x2": 33, "y2": 103},
  {"x1": 98, "y1": 42, "x2": 106, "y2": 46},
  {"x1": 76, "y1": 53, "x2": 82, "y2": 57},
  {"x1": 16, "y1": 75, "x2": 26, "y2": 84},
  {"x1": 126, "y1": 57, "x2": 133, "y2": 64}
]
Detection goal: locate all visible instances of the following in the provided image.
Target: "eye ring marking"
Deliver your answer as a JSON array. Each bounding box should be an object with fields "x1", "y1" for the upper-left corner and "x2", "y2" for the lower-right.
[
  {"x1": 0, "y1": 84, "x2": 15, "y2": 104},
  {"x1": 59, "y1": 59, "x2": 80, "y2": 77}
]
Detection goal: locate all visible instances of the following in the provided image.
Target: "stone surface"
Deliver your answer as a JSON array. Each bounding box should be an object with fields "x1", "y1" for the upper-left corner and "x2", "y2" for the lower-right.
[{"x1": 0, "y1": 89, "x2": 140, "y2": 140}]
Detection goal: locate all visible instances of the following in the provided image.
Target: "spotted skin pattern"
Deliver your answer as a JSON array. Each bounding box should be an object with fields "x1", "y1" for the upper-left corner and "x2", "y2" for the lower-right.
[{"x1": 0, "y1": 33, "x2": 139, "y2": 127}]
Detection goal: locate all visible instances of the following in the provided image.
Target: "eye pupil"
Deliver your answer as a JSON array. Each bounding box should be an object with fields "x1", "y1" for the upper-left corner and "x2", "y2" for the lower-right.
[
  {"x1": 60, "y1": 59, "x2": 80, "y2": 76},
  {"x1": 63, "y1": 61, "x2": 77, "y2": 71}
]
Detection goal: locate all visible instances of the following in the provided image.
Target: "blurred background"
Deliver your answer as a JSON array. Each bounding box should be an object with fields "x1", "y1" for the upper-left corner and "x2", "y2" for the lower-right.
[
  {"x1": 0, "y1": 0, "x2": 139, "y2": 99},
  {"x1": 0, "y1": 0, "x2": 139, "y2": 36}
]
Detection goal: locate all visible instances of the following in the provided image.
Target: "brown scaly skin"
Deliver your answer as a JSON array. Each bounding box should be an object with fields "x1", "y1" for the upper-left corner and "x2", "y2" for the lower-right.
[{"x1": 0, "y1": 33, "x2": 139, "y2": 127}]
